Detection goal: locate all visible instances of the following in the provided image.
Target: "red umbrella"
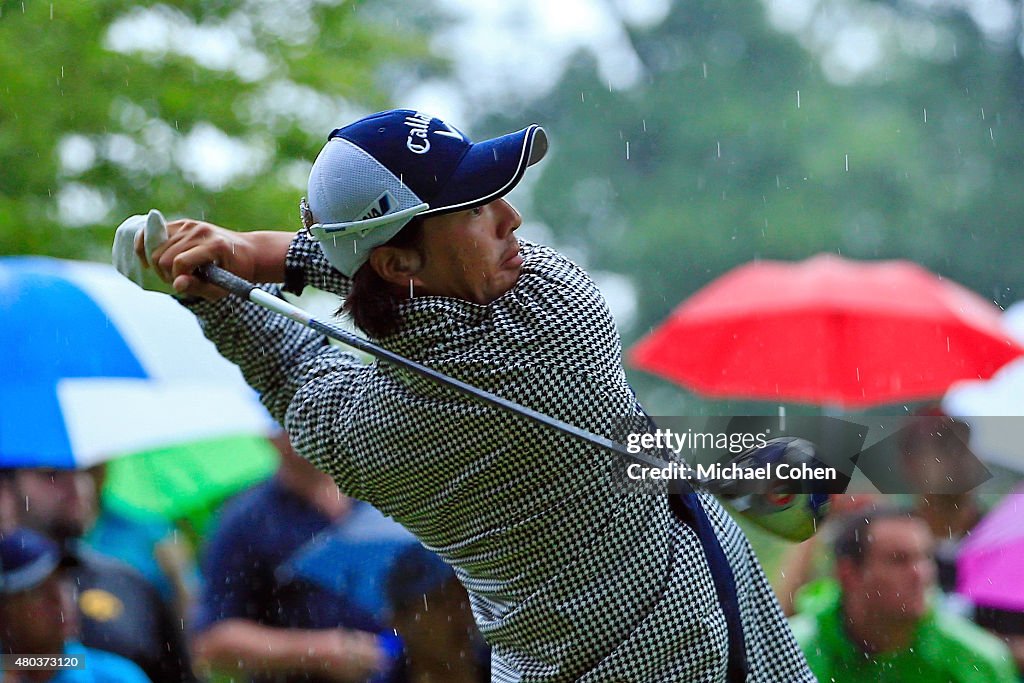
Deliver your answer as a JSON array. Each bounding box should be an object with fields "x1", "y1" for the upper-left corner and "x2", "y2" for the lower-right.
[{"x1": 629, "y1": 254, "x2": 1024, "y2": 408}]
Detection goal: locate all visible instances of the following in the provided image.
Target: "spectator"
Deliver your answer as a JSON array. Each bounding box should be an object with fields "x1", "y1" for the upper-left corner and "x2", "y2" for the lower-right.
[
  {"x1": 789, "y1": 507, "x2": 1018, "y2": 682},
  {"x1": 190, "y1": 431, "x2": 390, "y2": 683},
  {"x1": 899, "y1": 410, "x2": 987, "y2": 594},
  {"x1": 4, "y1": 468, "x2": 196, "y2": 683},
  {"x1": 775, "y1": 493, "x2": 881, "y2": 616},
  {"x1": 776, "y1": 409, "x2": 986, "y2": 617},
  {"x1": 0, "y1": 527, "x2": 151, "y2": 683},
  {"x1": 280, "y1": 525, "x2": 487, "y2": 682},
  {"x1": 85, "y1": 463, "x2": 198, "y2": 615},
  {"x1": 385, "y1": 544, "x2": 483, "y2": 683}
]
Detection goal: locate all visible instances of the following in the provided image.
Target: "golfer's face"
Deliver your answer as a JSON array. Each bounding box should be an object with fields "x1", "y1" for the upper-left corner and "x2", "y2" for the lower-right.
[{"x1": 414, "y1": 198, "x2": 523, "y2": 304}]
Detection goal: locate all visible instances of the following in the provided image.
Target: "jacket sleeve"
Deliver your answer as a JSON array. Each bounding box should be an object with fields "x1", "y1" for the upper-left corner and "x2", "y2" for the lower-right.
[{"x1": 181, "y1": 285, "x2": 368, "y2": 486}]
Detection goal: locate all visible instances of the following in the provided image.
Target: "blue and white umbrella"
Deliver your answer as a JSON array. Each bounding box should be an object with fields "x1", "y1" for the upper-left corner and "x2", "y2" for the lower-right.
[{"x1": 0, "y1": 256, "x2": 273, "y2": 468}]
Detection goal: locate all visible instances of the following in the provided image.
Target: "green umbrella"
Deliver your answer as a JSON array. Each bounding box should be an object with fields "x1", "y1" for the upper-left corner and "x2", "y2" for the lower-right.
[{"x1": 102, "y1": 433, "x2": 277, "y2": 529}]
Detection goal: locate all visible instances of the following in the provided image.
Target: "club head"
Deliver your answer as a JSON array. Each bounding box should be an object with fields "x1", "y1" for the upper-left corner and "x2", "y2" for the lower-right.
[{"x1": 712, "y1": 437, "x2": 832, "y2": 542}]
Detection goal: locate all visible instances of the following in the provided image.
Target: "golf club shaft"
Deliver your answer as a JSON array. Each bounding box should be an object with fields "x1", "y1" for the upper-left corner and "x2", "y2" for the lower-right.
[
  {"x1": 195, "y1": 264, "x2": 676, "y2": 475},
  {"x1": 194, "y1": 265, "x2": 835, "y2": 543}
]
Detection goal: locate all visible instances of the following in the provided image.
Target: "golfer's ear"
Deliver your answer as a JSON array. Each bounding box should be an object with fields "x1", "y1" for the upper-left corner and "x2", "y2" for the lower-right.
[{"x1": 369, "y1": 246, "x2": 423, "y2": 287}]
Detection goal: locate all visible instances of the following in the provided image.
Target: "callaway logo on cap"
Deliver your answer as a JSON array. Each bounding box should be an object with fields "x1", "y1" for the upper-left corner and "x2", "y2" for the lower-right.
[{"x1": 305, "y1": 109, "x2": 548, "y2": 276}]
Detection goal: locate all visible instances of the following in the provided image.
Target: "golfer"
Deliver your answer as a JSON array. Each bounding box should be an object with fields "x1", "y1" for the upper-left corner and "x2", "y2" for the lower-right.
[{"x1": 117, "y1": 110, "x2": 813, "y2": 682}]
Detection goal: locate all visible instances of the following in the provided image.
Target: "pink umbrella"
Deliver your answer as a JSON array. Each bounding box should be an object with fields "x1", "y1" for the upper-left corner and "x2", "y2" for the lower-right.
[{"x1": 957, "y1": 487, "x2": 1024, "y2": 615}]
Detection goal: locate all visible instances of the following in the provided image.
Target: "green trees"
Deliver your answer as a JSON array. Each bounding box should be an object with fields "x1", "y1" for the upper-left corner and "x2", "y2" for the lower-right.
[
  {"x1": 0, "y1": 0, "x2": 443, "y2": 260},
  {"x1": 475, "y1": 0, "x2": 1024, "y2": 413},
  {"x1": 487, "y1": 0, "x2": 1023, "y2": 326}
]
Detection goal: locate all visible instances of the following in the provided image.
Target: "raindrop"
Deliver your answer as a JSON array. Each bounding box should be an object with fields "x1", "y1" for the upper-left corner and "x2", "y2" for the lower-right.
[
  {"x1": 980, "y1": 108, "x2": 986, "y2": 120},
  {"x1": 580, "y1": 92, "x2": 585, "y2": 103},
  {"x1": 923, "y1": 108, "x2": 928, "y2": 123},
  {"x1": 625, "y1": 141, "x2": 630, "y2": 160},
  {"x1": 844, "y1": 154, "x2": 849, "y2": 172},
  {"x1": 702, "y1": 62, "x2": 708, "y2": 79},
  {"x1": 716, "y1": 141, "x2": 721, "y2": 158},
  {"x1": 796, "y1": 90, "x2": 800, "y2": 109}
]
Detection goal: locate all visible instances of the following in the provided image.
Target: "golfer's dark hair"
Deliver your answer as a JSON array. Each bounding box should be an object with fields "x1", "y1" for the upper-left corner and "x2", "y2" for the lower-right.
[
  {"x1": 833, "y1": 507, "x2": 920, "y2": 566},
  {"x1": 342, "y1": 217, "x2": 426, "y2": 338}
]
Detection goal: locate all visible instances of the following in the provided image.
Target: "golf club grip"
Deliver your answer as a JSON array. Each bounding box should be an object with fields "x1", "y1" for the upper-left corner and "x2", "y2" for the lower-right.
[{"x1": 195, "y1": 264, "x2": 257, "y2": 299}]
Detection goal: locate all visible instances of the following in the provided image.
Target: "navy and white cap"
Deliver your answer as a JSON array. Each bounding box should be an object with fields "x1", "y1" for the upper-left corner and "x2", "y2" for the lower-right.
[
  {"x1": 0, "y1": 528, "x2": 74, "y2": 594},
  {"x1": 306, "y1": 109, "x2": 548, "y2": 276}
]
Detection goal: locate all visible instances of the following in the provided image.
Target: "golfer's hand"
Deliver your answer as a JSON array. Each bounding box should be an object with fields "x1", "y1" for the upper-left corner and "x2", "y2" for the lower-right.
[
  {"x1": 112, "y1": 209, "x2": 174, "y2": 294},
  {"x1": 147, "y1": 220, "x2": 294, "y2": 301}
]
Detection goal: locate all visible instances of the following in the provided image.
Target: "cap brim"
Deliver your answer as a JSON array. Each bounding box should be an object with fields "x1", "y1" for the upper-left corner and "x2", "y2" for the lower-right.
[{"x1": 422, "y1": 125, "x2": 547, "y2": 216}]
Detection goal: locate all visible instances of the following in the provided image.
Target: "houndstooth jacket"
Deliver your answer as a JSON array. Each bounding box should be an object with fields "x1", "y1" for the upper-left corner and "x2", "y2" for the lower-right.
[{"x1": 186, "y1": 232, "x2": 814, "y2": 682}]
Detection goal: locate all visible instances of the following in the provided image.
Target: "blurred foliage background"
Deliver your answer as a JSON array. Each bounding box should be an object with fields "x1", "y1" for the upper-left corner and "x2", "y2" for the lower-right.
[
  {"x1": 0, "y1": 0, "x2": 445, "y2": 259},
  {"x1": 480, "y1": 0, "x2": 1024, "y2": 416},
  {"x1": 3, "y1": 0, "x2": 1022, "y2": 568}
]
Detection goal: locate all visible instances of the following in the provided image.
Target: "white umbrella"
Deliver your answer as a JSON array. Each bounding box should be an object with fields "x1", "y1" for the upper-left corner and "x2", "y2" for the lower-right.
[{"x1": 943, "y1": 302, "x2": 1024, "y2": 472}]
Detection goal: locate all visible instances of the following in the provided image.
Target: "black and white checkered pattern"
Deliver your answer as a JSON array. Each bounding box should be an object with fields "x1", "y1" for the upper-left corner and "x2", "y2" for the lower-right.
[{"x1": 186, "y1": 233, "x2": 814, "y2": 682}]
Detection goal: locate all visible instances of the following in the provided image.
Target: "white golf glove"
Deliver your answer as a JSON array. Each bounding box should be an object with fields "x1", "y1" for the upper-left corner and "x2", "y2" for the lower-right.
[{"x1": 112, "y1": 209, "x2": 170, "y2": 291}]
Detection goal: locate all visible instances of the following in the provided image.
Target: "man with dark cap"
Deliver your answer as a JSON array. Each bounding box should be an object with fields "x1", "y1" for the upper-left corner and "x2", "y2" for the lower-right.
[
  {"x1": 0, "y1": 527, "x2": 151, "y2": 683},
  {"x1": 3, "y1": 469, "x2": 196, "y2": 683}
]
